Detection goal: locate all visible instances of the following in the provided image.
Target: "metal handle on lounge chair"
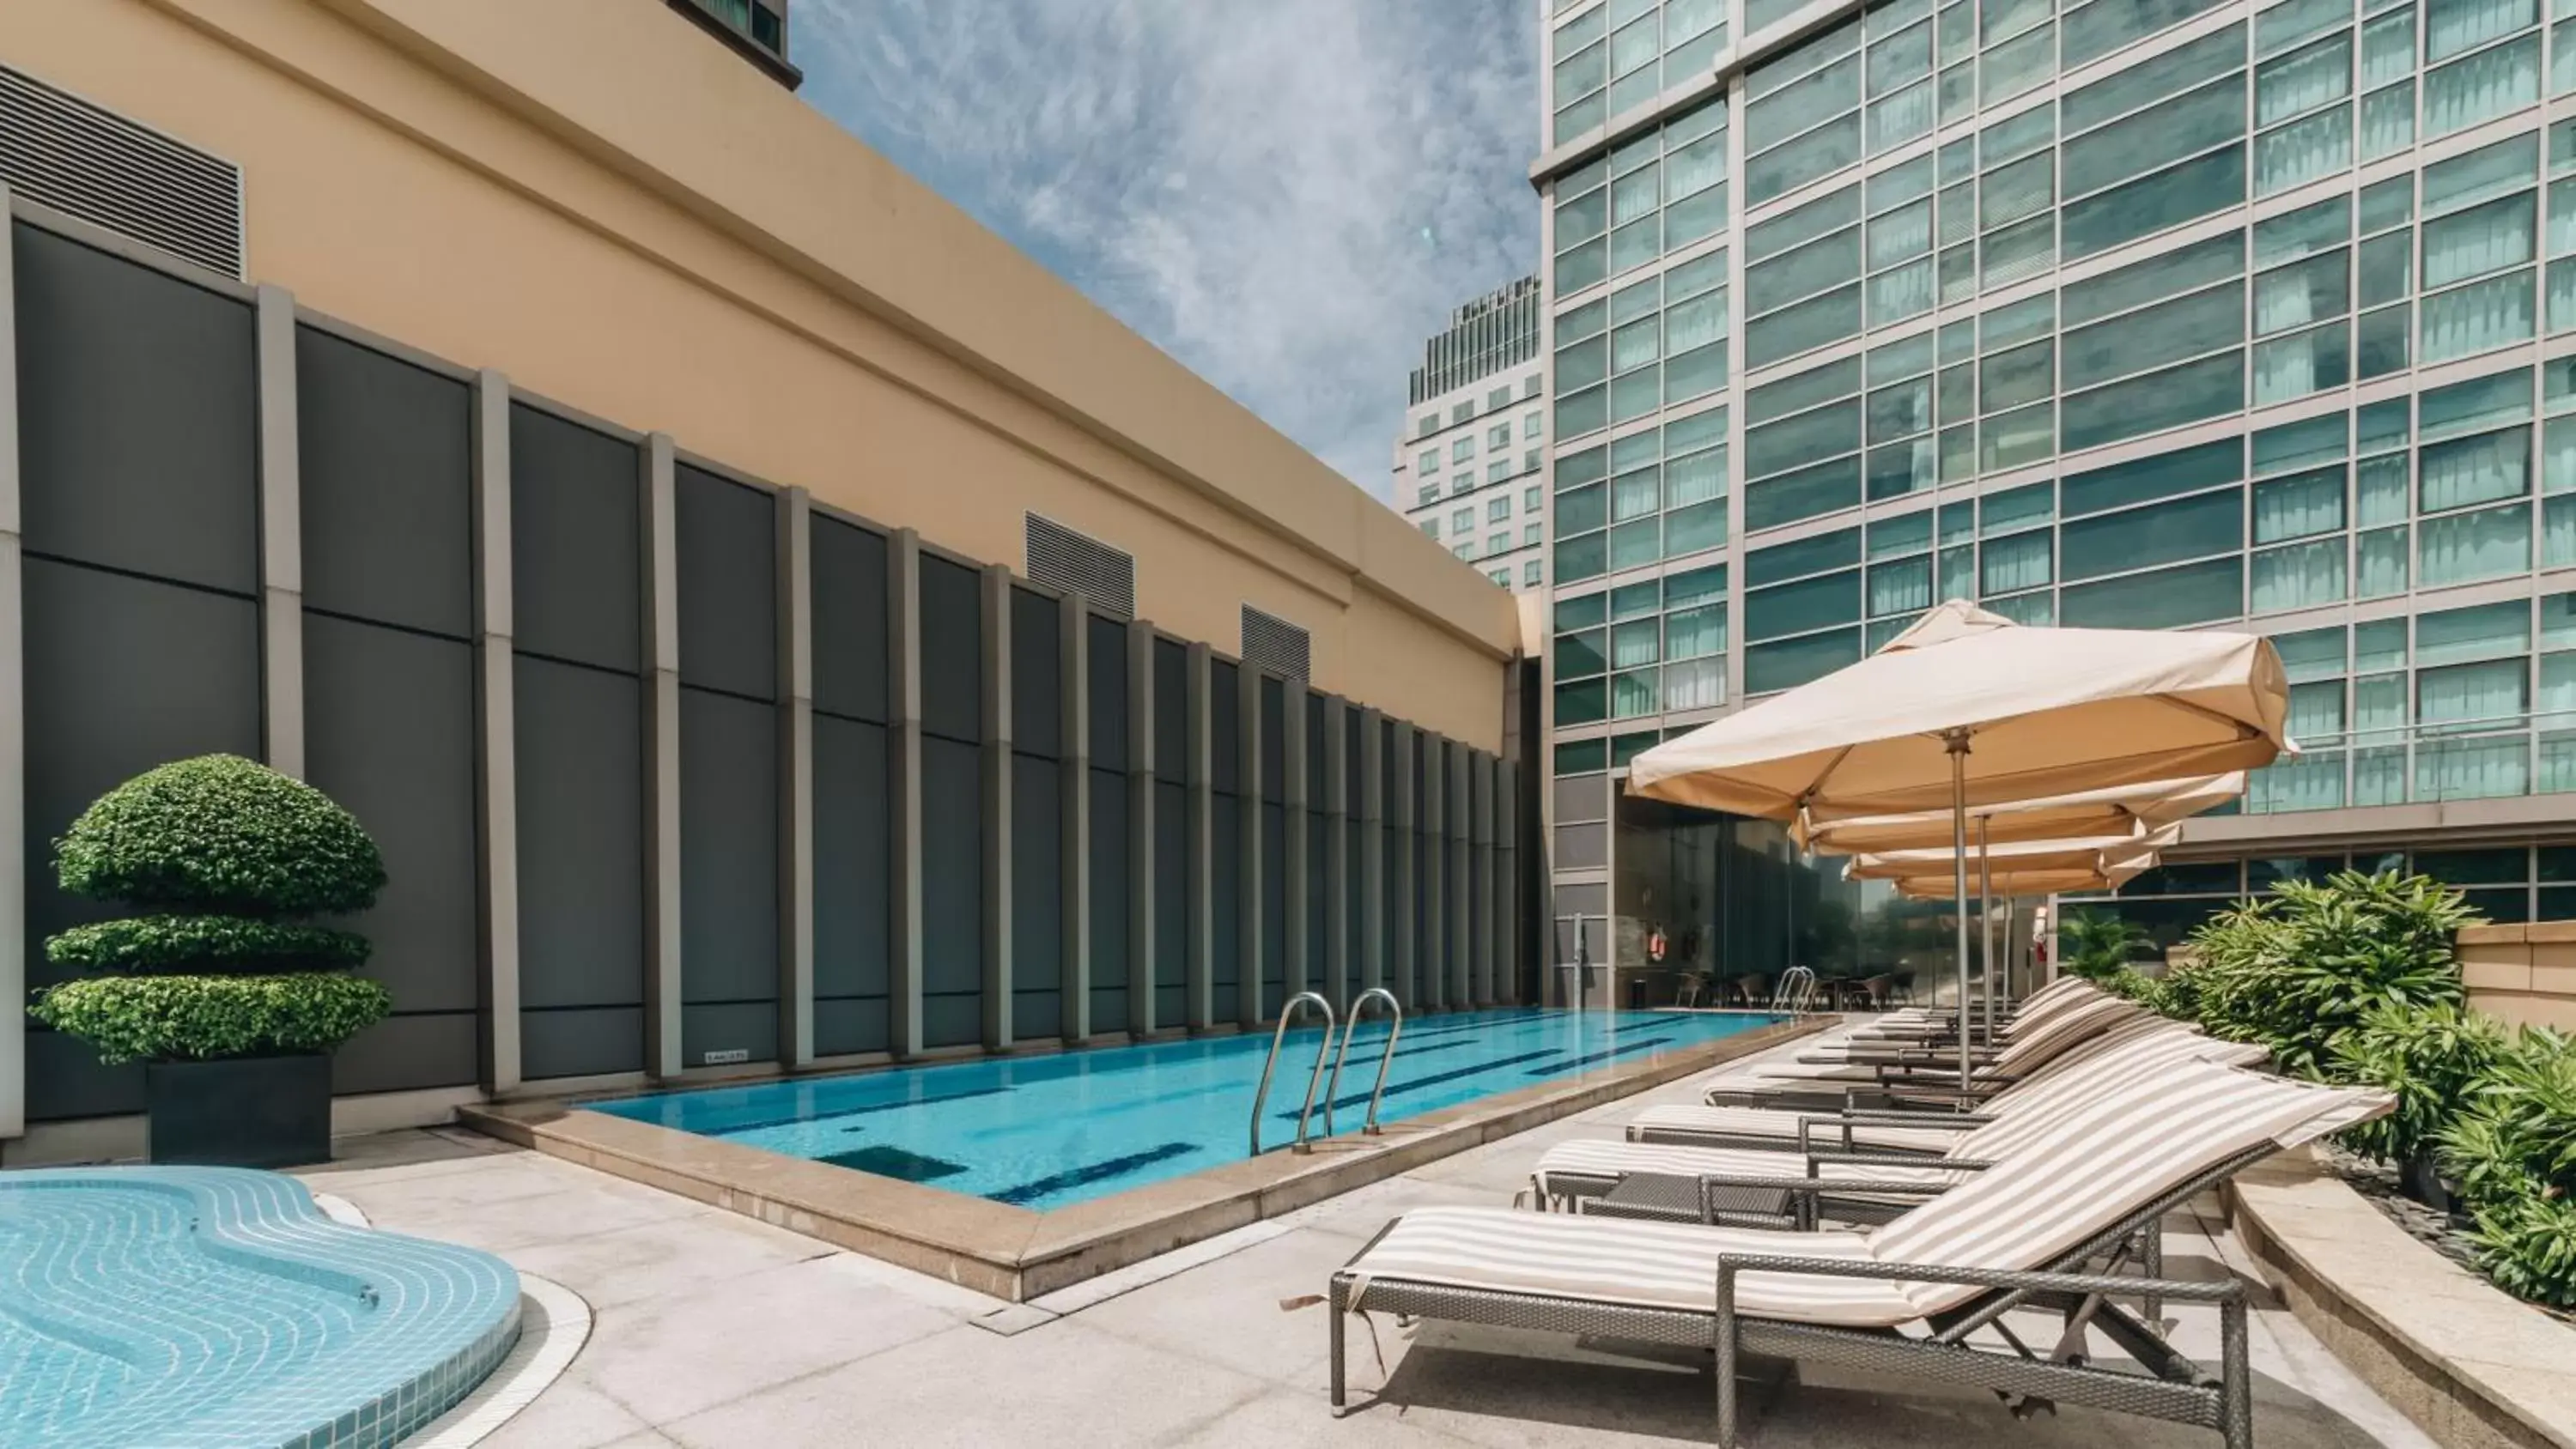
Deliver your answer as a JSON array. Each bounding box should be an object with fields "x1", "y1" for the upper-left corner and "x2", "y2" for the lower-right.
[
  {"x1": 1250, "y1": 991, "x2": 1337, "y2": 1156},
  {"x1": 1321, "y1": 989, "x2": 1403, "y2": 1138}
]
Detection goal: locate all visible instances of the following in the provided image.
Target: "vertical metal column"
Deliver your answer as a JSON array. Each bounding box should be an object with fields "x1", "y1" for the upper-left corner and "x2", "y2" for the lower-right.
[
  {"x1": 1237, "y1": 661, "x2": 1262, "y2": 1030},
  {"x1": 1060, "y1": 594, "x2": 1091, "y2": 1042},
  {"x1": 776, "y1": 488, "x2": 815, "y2": 1070},
  {"x1": 1449, "y1": 743, "x2": 1473, "y2": 1009},
  {"x1": 1184, "y1": 642, "x2": 1214, "y2": 1030},
  {"x1": 255, "y1": 284, "x2": 304, "y2": 779},
  {"x1": 1127, "y1": 621, "x2": 1157, "y2": 1035},
  {"x1": 1496, "y1": 759, "x2": 1519, "y2": 1006},
  {"x1": 469, "y1": 371, "x2": 519, "y2": 1096},
  {"x1": 1321, "y1": 695, "x2": 1349, "y2": 1009},
  {"x1": 0, "y1": 188, "x2": 24, "y2": 1139},
  {"x1": 1358, "y1": 707, "x2": 1384, "y2": 995},
  {"x1": 640, "y1": 434, "x2": 683, "y2": 1081},
  {"x1": 980, "y1": 566, "x2": 1014, "y2": 1053},
  {"x1": 1283, "y1": 684, "x2": 1309, "y2": 1009},
  {"x1": 888, "y1": 529, "x2": 927, "y2": 1058}
]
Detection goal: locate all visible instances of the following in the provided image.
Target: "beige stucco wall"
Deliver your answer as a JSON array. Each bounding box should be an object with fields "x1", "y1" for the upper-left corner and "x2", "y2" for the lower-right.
[
  {"x1": 2455, "y1": 923, "x2": 2576, "y2": 1034},
  {"x1": 0, "y1": 0, "x2": 1518, "y2": 748}
]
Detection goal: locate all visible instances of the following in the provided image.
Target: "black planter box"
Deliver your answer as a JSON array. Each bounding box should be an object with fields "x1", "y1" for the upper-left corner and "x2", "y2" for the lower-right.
[{"x1": 145, "y1": 1054, "x2": 333, "y2": 1168}]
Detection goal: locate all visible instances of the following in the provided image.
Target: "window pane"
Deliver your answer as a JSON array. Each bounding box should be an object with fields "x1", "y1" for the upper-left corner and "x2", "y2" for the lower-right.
[
  {"x1": 2061, "y1": 352, "x2": 2248, "y2": 453},
  {"x1": 2060, "y1": 555, "x2": 2245, "y2": 627},
  {"x1": 2060, "y1": 487, "x2": 2245, "y2": 581}
]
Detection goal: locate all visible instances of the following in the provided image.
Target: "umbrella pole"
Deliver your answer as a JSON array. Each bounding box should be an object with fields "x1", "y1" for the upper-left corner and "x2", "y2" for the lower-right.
[
  {"x1": 1944, "y1": 728, "x2": 1972, "y2": 1083},
  {"x1": 1977, "y1": 814, "x2": 1995, "y2": 1047}
]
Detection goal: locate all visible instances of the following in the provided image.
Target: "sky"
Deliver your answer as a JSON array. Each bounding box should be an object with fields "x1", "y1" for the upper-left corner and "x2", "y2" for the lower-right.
[{"x1": 793, "y1": 0, "x2": 1542, "y2": 503}]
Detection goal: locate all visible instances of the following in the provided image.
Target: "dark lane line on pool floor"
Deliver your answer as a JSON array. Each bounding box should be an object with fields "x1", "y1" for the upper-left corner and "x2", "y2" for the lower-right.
[
  {"x1": 988, "y1": 1143, "x2": 1204, "y2": 1206},
  {"x1": 1522, "y1": 1035, "x2": 1676, "y2": 1076},
  {"x1": 698, "y1": 1084, "x2": 1018, "y2": 1137}
]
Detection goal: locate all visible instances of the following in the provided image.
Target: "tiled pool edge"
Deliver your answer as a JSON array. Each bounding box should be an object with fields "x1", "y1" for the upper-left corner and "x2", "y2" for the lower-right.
[{"x1": 459, "y1": 1013, "x2": 1831, "y2": 1300}]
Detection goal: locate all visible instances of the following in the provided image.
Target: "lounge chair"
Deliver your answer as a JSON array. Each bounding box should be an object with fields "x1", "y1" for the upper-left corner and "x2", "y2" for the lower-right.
[
  {"x1": 1324, "y1": 1062, "x2": 2389, "y2": 1448},
  {"x1": 1692, "y1": 991, "x2": 2148, "y2": 1113},
  {"x1": 1539, "y1": 1023, "x2": 2275, "y2": 1209}
]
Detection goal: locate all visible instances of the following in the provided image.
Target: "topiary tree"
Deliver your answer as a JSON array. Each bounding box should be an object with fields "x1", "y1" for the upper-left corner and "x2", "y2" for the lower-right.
[{"x1": 27, "y1": 755, "x2": 392, "y2": 1064}]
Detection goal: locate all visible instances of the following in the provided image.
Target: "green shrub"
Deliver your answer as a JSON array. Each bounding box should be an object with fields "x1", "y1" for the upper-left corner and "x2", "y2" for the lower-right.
[
  {"x1": 28, "y1": 973, "x2": 394, "y2": 1065},
  {"x1": 31, "y1": 755, "x2": 390, "y2": 1063},
  {"x1": 53, "y1": 754, "x2": 384, "y2": 918},
  {"x1": 2327, "y1": 1000, "x2": 2512, "y2": 1166},
  {"x1": 2058, "y1": 908, "x2": 2152, "y2": 982},
  {"x1": 2180, "y1": 871, "x2": 2476, "y2": 1077},
  {"x1": 46, "y1": 916, "x2": 371, "y2": 975},
  {"x1": 2460, "y1": 1190, "x2": 2576, "y2": 1310}
]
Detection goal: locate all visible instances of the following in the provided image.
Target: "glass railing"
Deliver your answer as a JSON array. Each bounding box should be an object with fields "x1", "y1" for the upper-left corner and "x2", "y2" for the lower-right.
[{"x1": 2243, "y1": 710, "x2": 2576, "y2": 813}]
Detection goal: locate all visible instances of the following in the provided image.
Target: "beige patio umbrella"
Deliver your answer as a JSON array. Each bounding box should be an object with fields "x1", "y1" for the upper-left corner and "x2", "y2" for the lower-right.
[
  {"x1": 1875, "y1": 836, "x2": 2166, "y2": 1003},
  {"x1": 1627, "y1": 600, "x2": 2291, "y2": 1075},
  {"x1": 1796, "y1": 773, "x2": 2245, "y2": 856},
  {"x1": 1841, "y1": 823, "x2": 2183, "y2": 882}
]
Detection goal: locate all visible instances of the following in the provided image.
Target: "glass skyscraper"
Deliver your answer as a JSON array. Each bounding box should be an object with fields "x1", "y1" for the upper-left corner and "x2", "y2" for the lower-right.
[
  {"x1": 1394, "y1": 277, "x2": 1552, "y2": 592},
  {"x1": 1537, "y1": 0, "x2": 2576, "y2": 992}
]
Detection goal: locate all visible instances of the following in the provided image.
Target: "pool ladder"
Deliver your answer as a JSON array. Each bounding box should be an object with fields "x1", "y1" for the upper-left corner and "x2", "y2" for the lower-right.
[{"x1": 1249, "y1": 989, "x2": 1406, "y2": 1156}]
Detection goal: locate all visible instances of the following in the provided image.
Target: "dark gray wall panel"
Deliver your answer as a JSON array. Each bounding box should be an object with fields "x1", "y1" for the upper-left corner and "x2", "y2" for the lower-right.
[
  {"x1": 1303, "y1": 693, "x2": 1325, "y2": 791},
  {"x1": 511, "y1": 404, "x2": 640, "y2": 672},
  {"x1": 1012, "y1": 754, "x2": 1063, "y2": 1032},
  {"x1": 1260, "y1": 802, "x2": 1285, "y2": 1016},
  {"x1": 920, "y1": 736, "x2": 981, "y2": 1046},
  {"x1": 1259, "y1": 678, "x2": 1285, "y2": 803},
  {"x1": 523, "y1": 1007, "x2": 645, "y2": 1080},
  {"x1": 1305, "y1": 811, "x2": 1327, "y2": 999},
  {"x1": 297, "y1": 326, "x2": 472, "y2": 637},
  {"x1": 919, "y1": 556, "x2": 982, "y2": 744},
  {"x1": 513, "y1": 656, "x2": 643, "y2": 1020},
  {"x1": 333, "y1": 1012, "x2": 477, "y2": 1095},
  {"x1": 1086, "y1": 615, "x2": 1128, "y2": 764},
  {"x1": 1343, "y1": 819, "x2": 1363, "y2": 989},
  {"x1": 676, "y1": 466, "x2": 777, "y2": 700},
  {"x1": 812, "y1": 517, "x2": 889, "y2": 723},
  {"x1": 815, "y1": 997, "x2": 888, "y2": 1058},
  {"x1": 680, "y1": 689, "x2": 779, "y2": 1034},
  {"x1": 15, "y1": 225, "x2": 256, "y2": 594},
  {"x1": 1212, "y1": 793, "x2": 1242, "y2": 1022},
  {"x1": 21, "y1": 559, "x2": 260, "y2": 1119},
  {"x1": 684, "y1": 1002, "x2": 779, "y2": 1068},
  {"x1": 1013, "y1": 987, "x2": 1061, "y2": 1041},
  {"x1": 1010, "y1": 589, "x2": 1060, "y2": 757},
  {"x1": 1153, "y1": 778, "x2": 1187, "y2": 1023},
  {"x1": 1344, "y1": 709, "x2": 1364, "y2": 814},
  {"x1": 1211, "y1": 661, "x2": 1242, "y2": 795},
  {"x1": 1152, "y1": 640, "x2": 1187, "y2": 769},
  {"x1": 305, "y1": 612, "x2": 478, "y2": 1092},
  {"x1": 1088, "y1": 771, "x2": 1129, "y2": 1034},
  {"x1": 814, "y1": 714, "x2": 890, "y2": 1052}
]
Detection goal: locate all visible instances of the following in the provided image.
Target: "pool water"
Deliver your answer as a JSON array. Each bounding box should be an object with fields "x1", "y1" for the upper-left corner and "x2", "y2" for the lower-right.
[
  {"x1": 593, "y1": 1008, "x2": 1779, "y2": 1210},
  {"x1": 0, "y1": 1167, "x2": 519, "y2": 1449}
]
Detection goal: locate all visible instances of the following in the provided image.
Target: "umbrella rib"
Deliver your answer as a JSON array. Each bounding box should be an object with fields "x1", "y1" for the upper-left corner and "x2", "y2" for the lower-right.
[{"x1": 1796, "y1": 743, "x2": 1860, "y2": 814}]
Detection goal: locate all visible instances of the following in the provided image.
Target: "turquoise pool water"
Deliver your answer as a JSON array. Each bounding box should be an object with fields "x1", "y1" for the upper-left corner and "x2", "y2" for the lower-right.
[
  {"x1": 0, "y1": 1167, "x2": 519, "y2": 1449},
  {"x1": 594, "y1": 1008, "x2": 1781, "y2": 1210}
]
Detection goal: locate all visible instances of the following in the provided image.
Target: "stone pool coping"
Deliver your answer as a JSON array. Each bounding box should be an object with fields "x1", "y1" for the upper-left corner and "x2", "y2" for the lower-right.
[
  {"x1": 2226, "y1": 1149, "x2": 2576, "y2": 1449},
  {"x1": 459, "y1": 1012, "x2": 1828, "y2": 1301}
]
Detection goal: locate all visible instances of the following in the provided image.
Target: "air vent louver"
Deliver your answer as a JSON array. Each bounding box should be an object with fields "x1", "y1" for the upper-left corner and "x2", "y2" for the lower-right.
[
  {"x1": 0, "y1": 64, "x2": 243, "y2": 280},
  {"x1": 1241, "y1": 605, "x2": 1310, "y2": 683},
  {"x1": 1025, "y1": 512, "x2": 1136, "y2": 618}
]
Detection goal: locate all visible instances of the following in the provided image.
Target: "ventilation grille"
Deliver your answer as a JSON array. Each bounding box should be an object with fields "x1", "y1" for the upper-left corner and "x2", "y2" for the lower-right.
[
  {"x1": 1241, "y1": 605, "x2": 1311, "y2": 683},
  {"x1": 1025, "y1": 512, "x2": 1135, "y2": 618},
  {"x1": 0, "y1": 64, "x2": 243, "y2": 280}
]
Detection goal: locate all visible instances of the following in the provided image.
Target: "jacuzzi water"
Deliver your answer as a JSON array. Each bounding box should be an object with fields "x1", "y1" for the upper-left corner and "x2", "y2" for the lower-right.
[
  {"x1": 593, "y1": 1007, "x2": 1783, "y2": 1210},
  {"x1": 0, "y1": 1167, "x2": 520, "y2": 1449}
]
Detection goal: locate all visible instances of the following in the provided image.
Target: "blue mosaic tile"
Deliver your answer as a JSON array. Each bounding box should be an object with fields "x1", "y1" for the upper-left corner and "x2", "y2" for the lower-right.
[{"x1": 0, "y1": 1167, "x2": 520, "y2": 1449}]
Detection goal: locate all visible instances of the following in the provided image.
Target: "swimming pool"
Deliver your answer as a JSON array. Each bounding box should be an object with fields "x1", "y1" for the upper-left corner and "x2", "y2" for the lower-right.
[
  {"x1": 592, "y1": 1008, "x2": 1781, "y2": 1210},
  {"x1": 0, "y1": 1167, "x2": 519, "y2": 1449}
]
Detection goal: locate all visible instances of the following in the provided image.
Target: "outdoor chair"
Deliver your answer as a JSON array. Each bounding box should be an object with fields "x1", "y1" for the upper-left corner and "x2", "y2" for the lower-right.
[{"x1": 1323, "y1": 1063, "x2": 2391, "y2": 1448}]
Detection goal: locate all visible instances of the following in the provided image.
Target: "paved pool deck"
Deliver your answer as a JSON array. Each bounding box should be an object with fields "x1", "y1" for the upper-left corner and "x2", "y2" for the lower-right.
[{"x1": 295, "y1": 1034, "x2": 2443, "y2": 1449}]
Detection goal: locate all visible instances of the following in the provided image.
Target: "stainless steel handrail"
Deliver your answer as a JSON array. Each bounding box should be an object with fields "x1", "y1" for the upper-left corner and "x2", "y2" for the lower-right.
[
  {"x1": 1771, "y1": 966, "x2": 1817, "y2": 1016},
  {"x1": 1321, "y1": 989, "x2": 1403, "y2": 1138},
  {"x1": 1249, "y1": 991, "x2": 1338, "y2": 1156}
]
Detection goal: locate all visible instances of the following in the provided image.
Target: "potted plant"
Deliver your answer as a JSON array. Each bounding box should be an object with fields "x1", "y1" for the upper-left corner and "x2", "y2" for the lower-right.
[{"x1": 27, "y1": 754, "x2": 392, "y2": 1167}]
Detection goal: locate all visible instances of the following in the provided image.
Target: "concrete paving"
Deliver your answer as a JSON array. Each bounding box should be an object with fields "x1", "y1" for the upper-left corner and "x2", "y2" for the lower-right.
[{"x1": 298, "y1": 1040, "x2": 2442, "y2": 1449}]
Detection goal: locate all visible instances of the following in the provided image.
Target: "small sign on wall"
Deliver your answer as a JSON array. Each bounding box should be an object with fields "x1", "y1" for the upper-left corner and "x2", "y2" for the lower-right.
[{"x1": 702, "y1": 1048, "x2": 750, "y2": 1065}]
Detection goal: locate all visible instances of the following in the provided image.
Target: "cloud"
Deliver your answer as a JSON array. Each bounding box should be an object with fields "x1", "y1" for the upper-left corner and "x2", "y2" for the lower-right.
[{"x1": 793, "y1": 0, "x2": 1539, "y2": 500}]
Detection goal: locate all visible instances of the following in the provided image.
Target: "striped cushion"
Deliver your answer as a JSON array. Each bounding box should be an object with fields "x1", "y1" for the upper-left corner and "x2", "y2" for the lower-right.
[
  {"x1": 1532, "y1": 1137, "x2": 1962, "y2": 1197},
  {"x1": 1346, "y1": 1207, "x2": 1910, "y2": 1326},
  {"x1": 1868, "y1": 1063, "x2": 2389, "y2": 1314},
  {"x1": 1632, "y1": 1102, "x2": 1971, "y2": 1153}
]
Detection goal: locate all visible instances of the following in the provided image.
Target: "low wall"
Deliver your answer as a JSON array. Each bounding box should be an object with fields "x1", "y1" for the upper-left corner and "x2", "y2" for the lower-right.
[{"x1": 2453, "y1": 923, "x2": 2576, "y2": 1032}]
